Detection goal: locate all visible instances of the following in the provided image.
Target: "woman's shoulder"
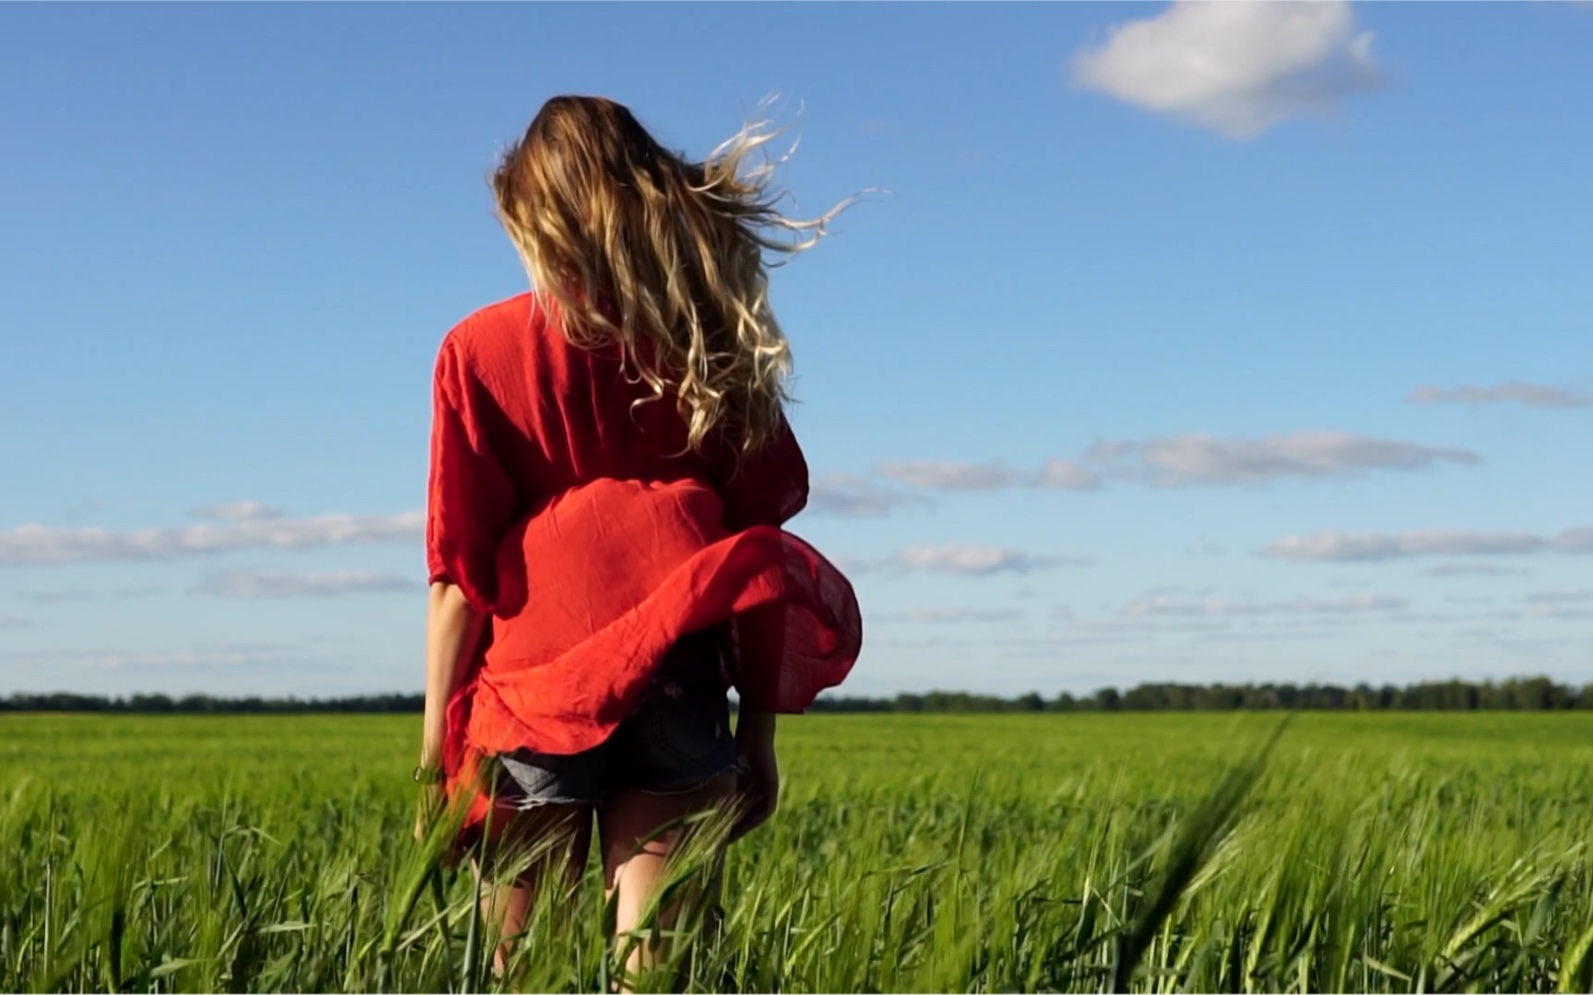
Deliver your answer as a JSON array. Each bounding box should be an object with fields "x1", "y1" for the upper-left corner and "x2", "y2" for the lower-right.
[
  {"x1": 433, "y1": 291, "x2": 558, "y2": 387},
  {"x1": 439, "y1": 291, "x2": 542, "y2": 353}
]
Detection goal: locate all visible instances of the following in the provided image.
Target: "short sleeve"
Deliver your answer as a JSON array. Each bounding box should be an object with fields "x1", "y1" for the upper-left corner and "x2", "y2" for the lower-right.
[
  {"x1": 715, "y1": 412, "x2": 809, "y2": 532},
  {"x1": 425, "y1": 338, "x2": 516, "y2": 615}
]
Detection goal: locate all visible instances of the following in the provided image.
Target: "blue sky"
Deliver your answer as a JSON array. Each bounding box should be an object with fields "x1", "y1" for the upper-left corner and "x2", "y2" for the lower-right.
[{"x1": 2, "y1": 2, "x2": 1589, "y2": 699}]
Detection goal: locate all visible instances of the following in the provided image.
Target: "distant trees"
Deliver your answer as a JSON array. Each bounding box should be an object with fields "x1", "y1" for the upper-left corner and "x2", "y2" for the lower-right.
[
  {"x1": 0, "y1": 692, "x2": 427, "y2": 714},
  {"x1": 2, "y1": 677, "x2": 1590, "y2": 714},
  {"x1": 806, "y1": 677, "x2": 1593, "y2": 714}
]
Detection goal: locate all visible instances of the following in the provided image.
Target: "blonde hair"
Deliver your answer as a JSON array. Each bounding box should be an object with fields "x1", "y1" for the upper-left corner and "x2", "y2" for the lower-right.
[{"x1": 491, "y1": 95, "x2": 856, "y2": 456}]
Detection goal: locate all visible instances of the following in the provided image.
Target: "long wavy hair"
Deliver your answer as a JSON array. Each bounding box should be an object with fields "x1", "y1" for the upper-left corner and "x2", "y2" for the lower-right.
[{"x1": 491, "y1": 95, "x2": 856, "y2": 457}]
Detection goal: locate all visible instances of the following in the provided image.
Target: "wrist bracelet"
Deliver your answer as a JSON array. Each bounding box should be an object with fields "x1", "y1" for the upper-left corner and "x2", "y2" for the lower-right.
[{"x1": 413, "y1": 765, "x2": 444, "y2": 785}]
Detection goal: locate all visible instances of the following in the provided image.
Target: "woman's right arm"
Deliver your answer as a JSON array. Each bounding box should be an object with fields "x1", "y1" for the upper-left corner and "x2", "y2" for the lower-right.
[
  {"x1": 420, "y1": 581, "x2": 488, "y2": 770},
  {"x1": 419, "y1": 334, "x2": 516, "y2": 773}
]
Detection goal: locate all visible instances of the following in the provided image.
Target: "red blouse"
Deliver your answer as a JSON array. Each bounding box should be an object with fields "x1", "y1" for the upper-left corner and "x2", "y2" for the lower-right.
[{"x1": 426, "y1": 293, "x2": 860, "y2": 837}]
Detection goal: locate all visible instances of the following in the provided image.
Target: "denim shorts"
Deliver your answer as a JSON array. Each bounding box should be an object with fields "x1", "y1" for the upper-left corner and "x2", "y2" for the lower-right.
[{"x1": 489, "y1": 628, "x2": 743, "y2": 809}]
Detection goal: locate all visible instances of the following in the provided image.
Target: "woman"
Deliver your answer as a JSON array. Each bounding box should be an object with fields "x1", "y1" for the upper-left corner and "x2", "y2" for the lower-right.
[{"x1": 413, "y1": 95, "x2": 862, "y2": 984}]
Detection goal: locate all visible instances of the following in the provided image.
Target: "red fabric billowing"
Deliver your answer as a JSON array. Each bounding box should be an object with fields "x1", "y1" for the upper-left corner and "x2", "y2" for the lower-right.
[{"x1": 425, "y1": 293, "x2": 861, "y2": 844}]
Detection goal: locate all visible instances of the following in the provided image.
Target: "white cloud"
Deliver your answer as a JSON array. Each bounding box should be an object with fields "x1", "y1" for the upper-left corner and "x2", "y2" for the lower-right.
[
  {"x1": 196, "y1": 570, "x2": 421, "y2": 599},
  {"x1": 190, "y1": 500, "x2": 286, "y2": 522},
  {"x1": 1044, "y1": 617, "x2": 1231, "y2": 638},
  {"x1": 1529, "y1": 603, "x2": 1593, "y2": 621},
  {"x1": 1124, "y1": 593, "x2": 1408, "y2": 616},
  {"x1": 88, "y1": 650, "x2": 266, "y2": 669},
  {"x1": 870, "y1": 607, "x2": 1026, "y2": 624},
  {"x1": 863, "y1": 430, "x2": 1468, "y2": 497},
  {"x1": 0, "y1": 642, "x2": 297, "y2": 670},
  {"x1": 0, "y1": 510, "x2": 424, "y2": 566},
  {"x1": 850, "y1": 544, "x2": 1086, "y2": 577},
  {"x1": 1561, "y1": 529, "x2": 1593, "y2": 553},
  {"x1": 1407, "y1": 383, "x2": 1593, "y2": 409},
  {"x1": 1134, "y1": 585, "x2": 1217, "y2": 600},
  {"x1": 1526, "y1": 591, "x2": 1593, "y2": 606},
  {"x1": 1032, "y1": 459, "x2": 1102, "y2": 491},
  {"x1": 1069, "y1": 0, "x2": 1381, "y2": 139},
  {"x1": 1419, "y1": 563, "x2": 1531, "y2": 578},
  {"x1": 806, "y1": 473, "x2": 930, "y2": 518},
  {"x1": 16, "y1": 586, "x2": 162, "y2": 603},
  {"x1": 874, "y1": 460, "x2": 1022, "y2": 491},
  {"x1": 1086, "y1": 432, "x2": 1478, "y2": 487},
  {"x1": 1263, "y1": 527, "x2": 1593, "y2": 562}
]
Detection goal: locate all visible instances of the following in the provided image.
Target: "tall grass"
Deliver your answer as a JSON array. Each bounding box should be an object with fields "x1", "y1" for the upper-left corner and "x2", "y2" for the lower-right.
[{"x1": 2, "y1": 712, "x2": 1592, "y2": 992}]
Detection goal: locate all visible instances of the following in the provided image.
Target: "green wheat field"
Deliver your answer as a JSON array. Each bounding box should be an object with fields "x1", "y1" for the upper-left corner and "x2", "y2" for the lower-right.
[{"x1": 4, "y1": 712, "x2": 1593, "y2": 993}]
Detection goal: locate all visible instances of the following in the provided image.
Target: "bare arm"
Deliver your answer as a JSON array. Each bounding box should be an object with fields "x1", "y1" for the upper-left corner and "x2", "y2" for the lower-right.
[{"x1": 419, "y1": 581, "x2": 488, "y2": 770}]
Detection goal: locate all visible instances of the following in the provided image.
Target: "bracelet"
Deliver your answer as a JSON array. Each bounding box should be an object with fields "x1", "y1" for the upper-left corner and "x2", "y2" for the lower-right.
[{"x1": 413, "y1": 765, "x2": 444, "y2": 785}]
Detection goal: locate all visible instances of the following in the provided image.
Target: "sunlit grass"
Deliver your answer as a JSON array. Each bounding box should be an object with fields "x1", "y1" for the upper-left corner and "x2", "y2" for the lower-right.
[{"x1": 3, "y1": 712, "x2": 1592, "y2": 992}]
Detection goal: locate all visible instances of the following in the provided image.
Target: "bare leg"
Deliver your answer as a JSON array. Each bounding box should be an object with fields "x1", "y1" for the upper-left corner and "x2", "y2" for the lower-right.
[
  {"x1": 598, "y1": 772, "x2": 738, "y2": 990},
  {"x1": 470, "y1": 801, "x2": 593, "y2": 981}
]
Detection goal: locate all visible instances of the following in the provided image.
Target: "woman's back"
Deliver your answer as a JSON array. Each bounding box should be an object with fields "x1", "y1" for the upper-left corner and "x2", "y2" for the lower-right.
[
  {"x1": 427, "y1": 290, "x2": 809, "y2": 616},
  {"x1": 440, "y1": 291, "x2": 714, "y2": 501}
]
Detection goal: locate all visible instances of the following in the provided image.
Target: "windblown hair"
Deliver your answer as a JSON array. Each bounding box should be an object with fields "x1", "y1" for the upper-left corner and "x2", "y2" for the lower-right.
[{"x1": 491, "y1": 95, "x2": 855, "y2": 456}]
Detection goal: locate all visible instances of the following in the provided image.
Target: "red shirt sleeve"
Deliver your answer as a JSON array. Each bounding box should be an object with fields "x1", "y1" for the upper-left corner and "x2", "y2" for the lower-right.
[
  {"x1": 426, "y1": 335, "x2": 517, "y2": 615},
  {"x1": 715, "y1": 413, "x2": 809, "y2": 531}
]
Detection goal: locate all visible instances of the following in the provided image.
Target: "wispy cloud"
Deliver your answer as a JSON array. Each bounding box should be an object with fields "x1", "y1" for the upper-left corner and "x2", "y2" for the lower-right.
[
  {"x1": 1418, "y1": 563, "x2": 1531, "y2": 578},
  {"x1": 850, "y1": 544, "x2": 1086, "y2": 577},
  {"x1": 806, "y1": 473, "x2": 931, "y2": 518},
  {"x1": 874, "y1": 460, "x2": 1022, "y2": 491},
  {"x1": 1263, "y1": 527, "x2": 1593, "y2": 562},
  {"x1": 1069, "y1": 0, "x2": 1381, "y2": 139},
  {"x1": 190, "y1": 500, "x2": 286, "y2": 522},
  {"x1": 1033, "y1": 459, "x2": 1103, "y2": 491},
  {"x1": 1086, "y1": 433, "x2": 1478, "y2": 487},
  {"x1": 870, "y1": 607, "x2": 1026, "y2": 624},
  {"x1": 0, "y1": 616, "x2": 29, "y2": 629},
  {"x1": 0, "y1": 642, "x2": 298, "y2": 670},
  {"x1": 1529, "y1": 605, "x2": 1593, "y2": 621},
  {"x1": 1526, "y1": 591, "x2": 1593, "y2": 606},
  {"x1": 1123, "y1": 593, "x2": 1408, "y2": 617},
  {"x1": 15, "y1": 586, "x2": 163, "y2": 603},
  {"x1": 195, "y1": 570, "x2": 421, "y2": 599},
  {"x1": 0, "y1": 510, "x2": 423, "y2": 566},
  {"x1": 861, "y1": 432, "x2": 1472, "y2": 498},
  {"x1": 1407, "y1": 382, "x2": 1593, "y2": 409}
]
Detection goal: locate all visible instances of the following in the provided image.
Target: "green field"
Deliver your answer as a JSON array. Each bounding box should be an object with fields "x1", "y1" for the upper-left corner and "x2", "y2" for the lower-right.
[{"x1": 4, "y1": 712, "x2": 1593, "y2": 993}]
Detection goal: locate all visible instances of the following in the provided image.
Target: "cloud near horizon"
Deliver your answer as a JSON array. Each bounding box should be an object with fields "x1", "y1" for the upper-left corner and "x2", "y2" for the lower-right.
[
  {"x1": 14, "y1": 586, "x2": 163, "y2": 603},
  {"x1": 873, "y1": 460, "x2": 1023, "y2": 491},
  {"x1": 0, "y1": 510, "x2": 424, "y2": 566},
  {"x1": 1069, "y1": 0, "x2": 1381, "y2": 139},
  {"x1": 189, "y1": 500, "x2": 286, "y2": 522},
  {"x1": 806, "y1": 473, "x2": 932, "y2": 518},
  {"x1": 850, "y1": 544, "x2": 1087, "y2": 577},
  {"x1": 1263, "y1": 527, "x2": 1593, "y2": 562},
  {"x1": 1406, "y1": 382, "x2": 1593, "y2": 409},
  {"x1": 196, "y1": 570, "x2": 421, "y2": 599},
  {"x1": 869, "y1": 607, "x2": 1026, "y2": 623},
  {"x1": 1525, "y1": 591, "x2": 1593, "y2": 606},
  {"x1": 0, "y1": 642, "x2": 299, "y2": 671},
  {"x1": 1418, "y1": 563, "x2": 1531, "y2": 578},
  {"x1": 1123, "y1": 592, "x2": 1408, "y2": 617},
  {"x1": 866, "y1": 432, "x2": 1477, "y2": 497},
  {"x1": 1089, "y1": 433, "x2": 1479, "y2": 487}
]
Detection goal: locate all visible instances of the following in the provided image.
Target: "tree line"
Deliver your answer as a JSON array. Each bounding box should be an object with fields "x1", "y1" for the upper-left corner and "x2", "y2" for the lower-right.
[
  {"x1": 814, "y1": 676, "x2": 1593, "y2": 713},
  {"x1": 3, "y1": 676, "x2": 1592, "y2": 714}
]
